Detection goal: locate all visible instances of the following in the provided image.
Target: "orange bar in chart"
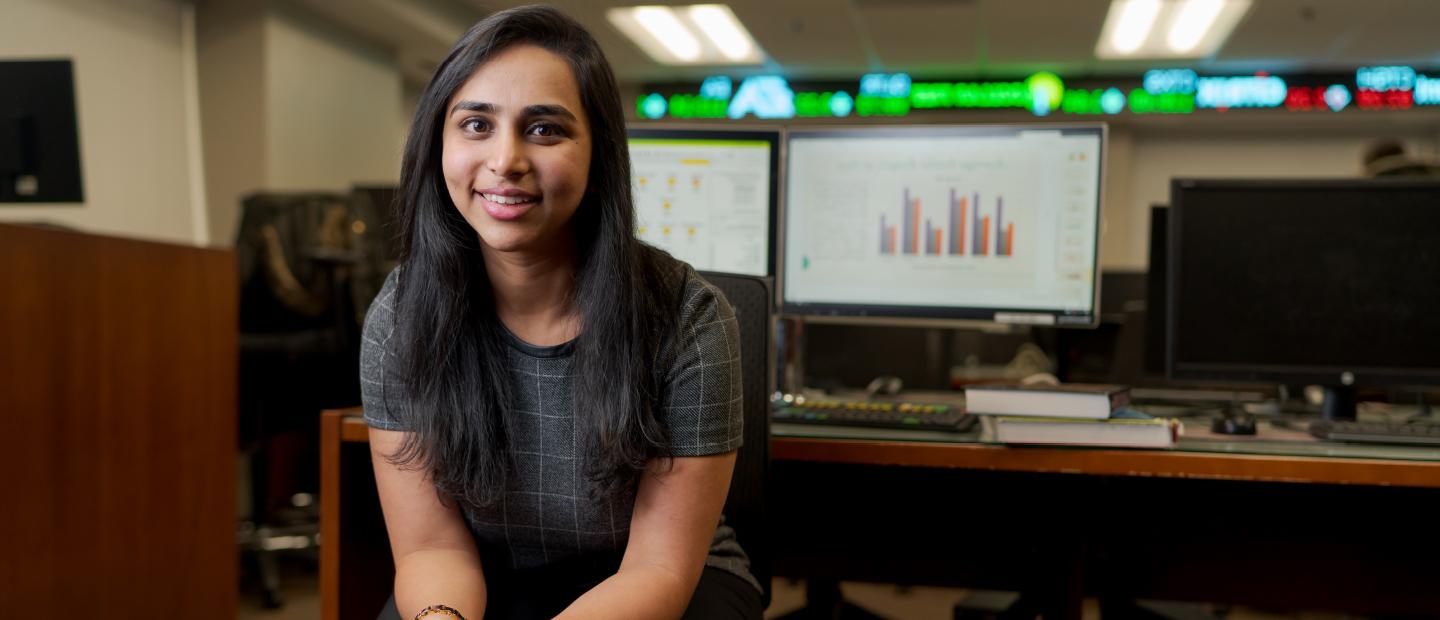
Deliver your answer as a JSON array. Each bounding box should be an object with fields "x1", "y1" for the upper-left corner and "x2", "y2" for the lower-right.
[
  {"x1": 1006, "y1": 223, "x2": 1014, "y2": 256},
  {"x1": 889, "y1": 227, "x2": 896, "y2": 255},
  {"x1": 959, "y1": 197, "x2": 967, "y2": 255},
  {"x1": 911, "y1": 198, "x2": 921, "y2": 254},
  {"x1": 982, "y1": 216, "x2": 991, "y2": 255},
  {"x1": 933, "y1": 229, "x2": 942, "y2": 255}
]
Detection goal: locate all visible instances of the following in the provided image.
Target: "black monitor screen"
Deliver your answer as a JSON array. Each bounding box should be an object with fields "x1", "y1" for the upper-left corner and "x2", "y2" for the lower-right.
[
  {"x1": 1169, "y1": 179, "x2": 1440, "y2": 385},
  {"x1": 1, "y1": 60, "x2": 83, "y2": 203},
  {"x1": 1145, "y1": 205, "x2": 1168, "y2": 376}
]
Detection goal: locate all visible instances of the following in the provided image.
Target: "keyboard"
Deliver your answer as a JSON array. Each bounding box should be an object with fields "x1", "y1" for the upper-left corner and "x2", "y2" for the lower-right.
[
  {"x1": 1309, "y1": 420, "x2": 1440, "y2": 446},
  {"x1": 772, "y1": 397, "x2": 976, "y2": 433}
]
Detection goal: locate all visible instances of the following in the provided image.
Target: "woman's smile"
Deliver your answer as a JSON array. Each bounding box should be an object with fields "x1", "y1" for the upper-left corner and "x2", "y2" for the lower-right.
[{"x1": 476, "y1": 188, "x2": 540, "y2": 221}]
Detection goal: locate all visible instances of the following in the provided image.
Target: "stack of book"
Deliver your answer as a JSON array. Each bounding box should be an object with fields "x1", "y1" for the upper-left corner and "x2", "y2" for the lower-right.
[{"x1": 964, "y1": 383, "x2": 1181, "y2": 448}]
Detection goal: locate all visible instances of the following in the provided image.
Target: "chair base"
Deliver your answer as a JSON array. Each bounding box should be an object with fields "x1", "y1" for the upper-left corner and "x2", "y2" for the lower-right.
[{"x1": 237, "y1": 516, "x2": 320, "y2": 609}]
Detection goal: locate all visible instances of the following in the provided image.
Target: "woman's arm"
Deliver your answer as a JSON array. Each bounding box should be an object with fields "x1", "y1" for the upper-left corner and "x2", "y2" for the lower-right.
[
  {"x1": 555, "y1": 450, "x2": 737, "y2": 619},
  {"x1": 371, "y1": 428, "x2": 487, "y2": 619}
]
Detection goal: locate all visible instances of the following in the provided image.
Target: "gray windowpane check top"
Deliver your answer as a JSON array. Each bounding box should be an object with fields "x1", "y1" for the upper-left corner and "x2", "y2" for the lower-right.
[{"x1": 360, "y1": 267, "x2": 759, "y2": 593}]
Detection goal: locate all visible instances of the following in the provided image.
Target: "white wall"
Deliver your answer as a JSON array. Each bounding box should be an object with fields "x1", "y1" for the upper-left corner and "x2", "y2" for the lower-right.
[
  {"x1": 196, "y1": 0, "x2": 407, "y2": 246},
  {"x1": 0, "y1": 0, "x2": 199, "y2": 246},
  {"x1": 196, "y1": 0, "x2": 265, "y2": 248},
  {"x1": 1099, "y1": 128, "x2": 1134, "y2": 271},
  {"x1": 264, "y1": 3, "x2": 404, "y2": 192},
  {"x1": 1107, "y1": 126, "x2": 1440, "y2": 269}
]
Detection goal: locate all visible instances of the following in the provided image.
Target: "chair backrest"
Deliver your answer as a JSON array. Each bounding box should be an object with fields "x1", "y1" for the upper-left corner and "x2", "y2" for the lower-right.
[
  {"x1": 697, "y1": 271, "x2": 774, "y2": 606},
  {"x1": 236, "y1": 191, "x2": 353, "y2": 332}
]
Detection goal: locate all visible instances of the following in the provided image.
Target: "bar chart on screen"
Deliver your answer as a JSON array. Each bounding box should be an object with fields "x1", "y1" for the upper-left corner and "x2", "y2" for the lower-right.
[
  {"x1": 789, "y1": 143, "x2": 1042, "y2": 293},
  {"x1": 784, "y1": 129, "x2": 1101, "y2": 314},
  {"x1": 879, "y1": 188, "x2": 1017, "y2": 258}
]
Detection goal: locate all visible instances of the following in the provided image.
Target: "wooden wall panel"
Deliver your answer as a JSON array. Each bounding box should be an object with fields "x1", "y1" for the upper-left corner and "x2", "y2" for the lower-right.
[{"x1": 0, "y1": 224, "x2": 237, "y2": 616}]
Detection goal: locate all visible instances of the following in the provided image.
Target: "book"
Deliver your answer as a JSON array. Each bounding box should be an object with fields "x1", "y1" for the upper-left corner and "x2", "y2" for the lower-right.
[
  {"x1": 964, "y1": 382, "x2": 1130, "y2": 419},
  {"x1": 994, "y1": 409, "x2": 1182, "y2": 448}
]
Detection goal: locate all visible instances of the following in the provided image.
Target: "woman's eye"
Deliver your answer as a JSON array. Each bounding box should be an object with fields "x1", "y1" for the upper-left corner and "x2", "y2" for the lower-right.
[
  {"x1": 528, "y1": 122, "x2": 564, "y2": 138},
  {"x1": 461, "y1": 118, "x2": 489, "y2": 134}
]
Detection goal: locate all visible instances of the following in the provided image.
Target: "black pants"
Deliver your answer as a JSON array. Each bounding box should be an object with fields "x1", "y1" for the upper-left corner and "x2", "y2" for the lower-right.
[{"x1": 378, "y1": 566, "x2": 762, "y2": 620}]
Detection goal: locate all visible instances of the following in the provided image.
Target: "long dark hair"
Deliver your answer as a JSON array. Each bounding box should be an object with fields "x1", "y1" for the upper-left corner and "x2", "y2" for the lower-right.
[{"x1": 389, "y1": 5, "x2": 683, "y2": 507}]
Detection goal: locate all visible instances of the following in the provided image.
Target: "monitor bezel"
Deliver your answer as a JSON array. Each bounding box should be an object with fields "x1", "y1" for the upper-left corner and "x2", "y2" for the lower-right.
[
  {"x1": 1166, "y1": 177, "x2": 1440, "y2": 387},
  {"x1": 778, "y1": 123, "x2": 1107, "y2": 328},
  {"x1": 626, "y1": 124, "x2": 783, "y2": 278}
]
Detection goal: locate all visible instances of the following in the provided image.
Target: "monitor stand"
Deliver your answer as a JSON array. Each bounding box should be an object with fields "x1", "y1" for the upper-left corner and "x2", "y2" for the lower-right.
[{"x1": 1321, "y1": 385, "x2": 1357, "y2": 421}]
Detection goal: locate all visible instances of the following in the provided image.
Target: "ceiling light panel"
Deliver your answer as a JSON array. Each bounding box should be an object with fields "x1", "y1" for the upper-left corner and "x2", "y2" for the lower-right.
[
  {"x1": 1096, "y1": 0, "x2": 1252, "y2": 60},
  {"x1": 607, "y1": 4, "x2": 764, "y2": 66}
]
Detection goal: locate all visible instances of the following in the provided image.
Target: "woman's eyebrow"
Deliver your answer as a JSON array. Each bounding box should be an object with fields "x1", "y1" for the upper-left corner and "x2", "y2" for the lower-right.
[
  {"x1": 450, "y1": 100, "x2": 495, "y2": 116},
  {"x1": 520, "y1": 104, "x2": 577, "y2": 122},
  {"x1": 449, "y1": 101, "x2": 577, "y2": 122}
]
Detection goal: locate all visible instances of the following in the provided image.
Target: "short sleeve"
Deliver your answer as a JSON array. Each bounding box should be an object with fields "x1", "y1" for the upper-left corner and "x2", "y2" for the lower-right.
[
  {"x1": 663, "y1": 276, "x2": 744, "y2": 456},
  {"x1": 360, "y1": 269, "x2": 408, "y2": 431}
]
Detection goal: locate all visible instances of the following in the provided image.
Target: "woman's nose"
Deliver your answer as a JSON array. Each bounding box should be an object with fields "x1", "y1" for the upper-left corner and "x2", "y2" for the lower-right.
[{"x1": 487, "y1": 131, "x2": 530, "y2": 179}]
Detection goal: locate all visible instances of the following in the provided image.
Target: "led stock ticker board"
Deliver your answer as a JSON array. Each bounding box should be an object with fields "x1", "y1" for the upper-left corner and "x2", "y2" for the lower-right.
[{"x1": 637, "y1": 65, "x2": 1440, "y2": 121}]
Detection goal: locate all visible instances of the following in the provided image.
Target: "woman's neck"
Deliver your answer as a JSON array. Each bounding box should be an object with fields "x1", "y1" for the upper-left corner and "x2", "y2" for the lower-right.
[{"x1": 480, "y1": 237, "x2": 581, "y2": 347}]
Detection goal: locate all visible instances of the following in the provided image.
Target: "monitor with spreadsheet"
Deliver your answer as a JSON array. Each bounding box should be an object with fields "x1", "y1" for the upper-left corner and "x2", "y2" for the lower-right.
[
  {"x1": 781, "y1": 125, "x2": 1105, "y2": 326},
  {"x1": 627, "y1": 127, "x2": 780, "y2": 277}
]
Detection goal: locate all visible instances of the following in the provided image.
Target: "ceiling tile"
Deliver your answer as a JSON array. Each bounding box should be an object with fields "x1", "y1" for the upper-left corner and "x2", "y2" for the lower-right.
[
  {"x1": 854, "y1": 0, "x2": 981, "y2": 72},
  {"x1": 982, "y1": 0, "x2": 1110, "y2": 66}
]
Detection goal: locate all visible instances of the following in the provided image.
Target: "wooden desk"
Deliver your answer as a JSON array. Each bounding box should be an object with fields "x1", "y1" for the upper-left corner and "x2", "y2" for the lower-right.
[
  {"x1": 772, "y1": 435, "x2": 1440, "y2": 488},
  {"x1": 322, "y1": 408, "x2": 392, "y2": 620},
  {"x1": 766, "y1": 427, "x2": 1440, "y2": 617},
  {"x1": 323, "y1": 410, "x2": 1440, "y2": 618}
]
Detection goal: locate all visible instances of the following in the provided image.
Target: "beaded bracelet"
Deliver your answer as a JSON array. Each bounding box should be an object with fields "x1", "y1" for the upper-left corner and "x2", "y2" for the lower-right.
[{"x1": 414, "y1": 604, "x2": 466, "y2": 620}]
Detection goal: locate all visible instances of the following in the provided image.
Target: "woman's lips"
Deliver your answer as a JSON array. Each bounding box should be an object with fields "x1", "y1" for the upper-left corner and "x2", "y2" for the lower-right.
[{"x1": 476, "y1": 191, "x2": 537, "y2": 221}]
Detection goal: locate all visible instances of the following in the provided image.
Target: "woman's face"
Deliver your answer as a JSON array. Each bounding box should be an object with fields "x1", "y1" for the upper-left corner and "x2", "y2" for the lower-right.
[{"x1": 441, "y1": 44, "x2": 592, "y2": 255}]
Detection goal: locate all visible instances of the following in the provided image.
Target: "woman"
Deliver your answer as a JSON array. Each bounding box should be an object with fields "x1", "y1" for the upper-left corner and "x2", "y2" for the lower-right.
[{"x1": 361, "y1": 5, "x2": 760, "y2": 620}]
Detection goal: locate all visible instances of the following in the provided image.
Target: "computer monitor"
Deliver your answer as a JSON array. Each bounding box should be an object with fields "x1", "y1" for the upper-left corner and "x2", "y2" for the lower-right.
[
  {"x1": 626, "y1": 127, "x2": 780, "y2": 277},
  {"x1": 781, "y1": 125, "x2": 1105, "y2": 326},
  {"x1": 1, "y1": 60, "x2": 83, "y2": 203},
  {"x1": 1145, "y1": 205, "x2": 1169, "y2": 376},
  {"x1": 1167, "y1": 179, "x2": 1440, "y2": 419},
  {"x1": 1100, "y1": 270, "x2": 1145, "y2": 321}
]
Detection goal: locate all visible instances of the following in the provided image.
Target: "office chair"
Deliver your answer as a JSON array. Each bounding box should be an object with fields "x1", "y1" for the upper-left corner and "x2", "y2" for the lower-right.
[
  {"x1": 237, "y1": 191, "x2": 384, "y2": 607},
  {"x1": 348, "y1": 185, "x2": 402, "y2": 325},
  {"x1": 697, "y1": 271, "x2": 775, "y2": 609}
]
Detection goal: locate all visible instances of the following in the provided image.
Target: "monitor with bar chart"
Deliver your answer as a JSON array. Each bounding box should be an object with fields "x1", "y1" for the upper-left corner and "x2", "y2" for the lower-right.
[
  {"x1": 781, "y1": 125, "x2": 1105, "y2": 326},
  {"x1": 627, "y1": 126, "x2": 780, "y2": 277}
]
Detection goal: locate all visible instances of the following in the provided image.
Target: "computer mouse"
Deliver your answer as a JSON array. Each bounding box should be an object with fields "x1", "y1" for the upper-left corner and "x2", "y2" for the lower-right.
[
  {"x1": 865, "y1": 375, "x2": 904, "y2": 398},
  {"x1": 1212, "y1": 410, "x2": 1258, "y2": 435}
]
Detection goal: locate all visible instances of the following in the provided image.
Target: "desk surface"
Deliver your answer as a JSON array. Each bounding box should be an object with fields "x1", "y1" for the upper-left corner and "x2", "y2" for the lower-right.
[
  {"x1": 328, "y1": 410, "x2": 1440, "y2": 618},
  {"x1": 337, "y1": 414, "x2": 1440, "y2": 488}
]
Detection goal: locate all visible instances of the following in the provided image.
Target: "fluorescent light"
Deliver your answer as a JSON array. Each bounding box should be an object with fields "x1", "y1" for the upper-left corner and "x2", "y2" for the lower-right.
[
  {"x1": 608, "y1": 4, "x2": 764, "y2": 66},
  {"x1": 1168, "y1": 0, "x2": 1225, "y2": 53},
  {"x1": 633, "y1": 6, "x2": 700, "y2": 62},
  {"x1": 1111, "y1": 0, "x2": 1162, "y2": 55},
  {"x1": 687, "y1": 5, "x2": 752, "y2": 61},
  {"x1": 1095, "y1": 0, "x2": 1252, "y2": 59}
]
